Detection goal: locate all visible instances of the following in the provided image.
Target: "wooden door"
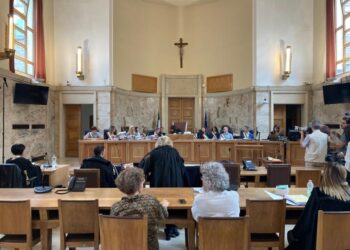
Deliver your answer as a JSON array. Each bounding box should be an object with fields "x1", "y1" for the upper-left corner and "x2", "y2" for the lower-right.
[
  {"x1": 65, "y1": 105, "x2": 81, "y2": 157},
  {"x1": 168, "y1": 98, "x2": 194, "y2": 132},
  {"x1": 274, "y1": 105, "x2": 286, "y2": 134}
]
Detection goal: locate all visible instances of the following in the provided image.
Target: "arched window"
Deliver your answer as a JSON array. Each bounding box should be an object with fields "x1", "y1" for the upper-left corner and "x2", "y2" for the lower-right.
[{"x1": 13, "y1": 0, "x2": 34, "y2": 76}]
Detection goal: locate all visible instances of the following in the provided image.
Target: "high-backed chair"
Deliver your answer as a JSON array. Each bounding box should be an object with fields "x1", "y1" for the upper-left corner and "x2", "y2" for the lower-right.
[
  {"x1": 266, "y1": 164, "x2": 291, "y2": 187},
  {"x1": 74, "y1": 169, "x2": 100, "y2": 188},
  {"x1": 58, "y1": 199, "x2": 99, "y2": 250},
  {"x1": 0, "y1": 164, "x2": 23, "y2": 188},
  {"x1": 246, "y1": 199, "x2": 286, "y2": 250},
  {"x1": 316, "y1": 210, "x2": 350, "y2": 250},
  {"x1": 0, "y1": 200, "x2": 40, "y2": 249},
  {"x1": 197, "y1": 216, "x2": 250, "y2": 250},
  {"x1": 99, "y1": 215, "x2": 148, "y2": 250},
  {"x1": 295, "y1": 169, "x2": 322, "y2": 187},
  {"x1": 221, "y1": 162, "x2": 241, "y2": 190}
]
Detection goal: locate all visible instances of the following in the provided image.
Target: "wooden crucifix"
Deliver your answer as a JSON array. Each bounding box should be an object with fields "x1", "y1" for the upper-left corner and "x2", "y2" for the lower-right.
[{"x1": 174, "y1": 38, "x2": 188, "y2": 68}]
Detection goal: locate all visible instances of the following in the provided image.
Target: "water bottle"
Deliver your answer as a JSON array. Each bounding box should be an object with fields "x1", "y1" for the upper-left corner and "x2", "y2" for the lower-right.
[
  {"x1": 307, "y1": 180, "x2": 314, "y2": 197},
  {"x1": 51, "y1": 154, "x2": 57, "y2": 169}
]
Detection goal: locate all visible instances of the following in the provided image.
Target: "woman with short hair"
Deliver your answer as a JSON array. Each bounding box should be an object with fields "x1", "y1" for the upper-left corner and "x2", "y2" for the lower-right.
[
  {"x1": 111, "y1": 167, "x2": 168, "y2": 250},
  {"x1": 191, "y1": 161, "x2": 240, "y2": 221},
  {"x1": 286, "y1": 162, "x2": 350, "y2": 250}
]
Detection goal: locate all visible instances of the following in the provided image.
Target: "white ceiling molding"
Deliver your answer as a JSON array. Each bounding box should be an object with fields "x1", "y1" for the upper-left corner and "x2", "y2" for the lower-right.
[{"x1": 143, "y1": 0, "x2": 218, "y2": 7}]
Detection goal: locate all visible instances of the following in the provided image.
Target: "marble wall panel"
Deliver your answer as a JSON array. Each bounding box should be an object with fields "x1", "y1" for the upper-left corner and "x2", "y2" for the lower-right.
[{"x1": 203, "y1": 91, "x2": 254, "y2": 133}]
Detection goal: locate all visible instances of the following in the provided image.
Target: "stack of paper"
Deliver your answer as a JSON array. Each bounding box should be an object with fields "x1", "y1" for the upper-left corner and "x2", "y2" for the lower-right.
[{"x1": 285, "y1": 194, "x2": 308, "y2": 206}]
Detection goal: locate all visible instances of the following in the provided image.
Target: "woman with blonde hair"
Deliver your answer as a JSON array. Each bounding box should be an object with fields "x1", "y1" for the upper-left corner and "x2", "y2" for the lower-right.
[{"x1": 286, "y1": 162, "x2": 350, "y2": 250}]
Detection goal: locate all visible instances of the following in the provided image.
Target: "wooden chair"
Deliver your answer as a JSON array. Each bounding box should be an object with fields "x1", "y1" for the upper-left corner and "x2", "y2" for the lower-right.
[
  {"x1": 221, "y1": 162, "x2": 241, "y2": 189},
  {"x1": 266, "y1": 164, "x2": 291, "y2": 187},
  {"x1": 197, "y1": 216, "x2": 250, "y2": 250},
  {"x1": 74, "y1": 169, "x2": 100, "y2": 188},
  {"x1": 0, "y1": 200, "x2": 40, "y2": 249},
  {"x1": 99, "y1": 214, "x2": 148, "y2": 250},
  {"x1": 58, "y1": 199, "x2": 99, "y2": 250},
  {"x1": 316, "y1": 210, "x2": 350, "y2": 250},
  {"x1": 295, "y1": 169, "x2": 321, "y2": 187},
  {"x1": 246, "y1": 199, "x2": 286, "y2": 250}
]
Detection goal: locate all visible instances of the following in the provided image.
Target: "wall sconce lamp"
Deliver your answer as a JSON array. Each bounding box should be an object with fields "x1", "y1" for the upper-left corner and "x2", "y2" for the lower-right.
[
  {"x1": 282, "y1": 45, "x2": 292, "y2": 80},
  {"x1": 76, "y1": 46, "x2": 84, "y2": 80},
  {"x1": 0, "y1": 14, "x2": 15, "y2": 60}
]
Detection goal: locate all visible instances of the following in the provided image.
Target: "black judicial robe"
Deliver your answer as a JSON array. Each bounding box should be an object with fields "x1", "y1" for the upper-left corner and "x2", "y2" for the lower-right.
[
  {"x1": 81, "y1": 156, "x2": 117, "y2": 188},
  {"x1": 143, "y1": 145, "x2": 189, "y2": 187},
  {"x1": 286, "y1": 187, "x2": 350, "y2": 250}
]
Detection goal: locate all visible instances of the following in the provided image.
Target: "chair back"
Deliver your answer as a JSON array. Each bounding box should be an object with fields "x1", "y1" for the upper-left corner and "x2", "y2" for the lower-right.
[
  {"x1": 266, "y1": 164, "x2": 291, "y2": 187},
  {"x1": 221, "y1": 162, "x2": 240, "y2": 189},
  {"x1": 58, "y1": 199, "x2": 99, "y2": 235},
  {"x1": 246, "y1": 199, "x2": 286, "y2": 234},
  {"x1": 0, "y1": 200, "x2": 31, "y2": 235},
  {"x1": 295, "y1": 169, "x2": 321, "y2": 187},
  {"x1": 74, "y1": 169, "x2": 100, "y2": 188},
  {"x1": 316, "y1": 210, "x2": 350, "y2": 250},
  {"x1": 198, "y1": 216, "x2": 250, "y2": 250},
  {"x1": 0, "y1": 164, "x2": 23, "y2": 188},
  {"x1": 99, "y1": 215, "x2": 148, "y2": 250}
]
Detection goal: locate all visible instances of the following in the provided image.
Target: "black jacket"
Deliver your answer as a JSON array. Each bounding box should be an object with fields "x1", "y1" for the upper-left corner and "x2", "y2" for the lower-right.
[
  {"x1": 6, "y1": 157, "x2": 42, "y2": 187},
  {"x1": 81, "y1": 156, "x2": 117, "y2": 188},
  {"x1": 286, "y1": 187, "x2": 350, "y2": 250},
  {"x1": 0, "y1": 164, "x2": 23, "y2": 188},
  {"x1": 142, "y1": 145, "x2": 189, "y2": 187}
]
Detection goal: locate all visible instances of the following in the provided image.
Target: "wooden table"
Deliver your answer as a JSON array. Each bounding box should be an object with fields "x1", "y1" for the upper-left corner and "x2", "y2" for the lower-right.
[
  {"x1": 42, "y1": 164, "x2": 70, "y2": 187},
  {"x1": 0, "y1": 187, "x2": 307, "y2": 250}
]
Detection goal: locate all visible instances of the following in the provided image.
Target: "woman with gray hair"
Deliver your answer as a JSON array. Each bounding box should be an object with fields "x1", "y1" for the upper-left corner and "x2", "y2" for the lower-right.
[{"x1": 191, "y1": 161, "x2": 240, "y2": 221}]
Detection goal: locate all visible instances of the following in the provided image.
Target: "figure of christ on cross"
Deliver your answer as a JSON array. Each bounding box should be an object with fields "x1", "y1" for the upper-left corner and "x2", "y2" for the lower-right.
[{"x1": 174, "y1": 38, "x2": 188, "y2": 68}]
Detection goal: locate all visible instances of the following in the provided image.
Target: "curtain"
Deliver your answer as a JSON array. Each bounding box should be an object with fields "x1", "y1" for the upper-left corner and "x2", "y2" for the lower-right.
[
  {"x1": 326, "y1": 0, "x2": 336, "y2": 78},
  {"x1": 34, "y1": 0, "x2": 46, "y2": 82},
  {"x1": 9, "y1": 0, "x2": 15, "y2": 73}
]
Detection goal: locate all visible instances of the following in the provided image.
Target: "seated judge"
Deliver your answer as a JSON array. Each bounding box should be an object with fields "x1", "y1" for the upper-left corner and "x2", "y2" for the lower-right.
[
  {"x1": 220, "y1": 126, "x2": 233, "y2": 140},
  {"x1": 106, "y1": 125, "x2": 117, "y2": 140},
  {"x1": 207, "y1": 126, "x2": 220, "y2": 140},
  {"x1": 240, "y1": 125, "x2": 254, "y2": 140},
  {"x1": 6, "y1": 144, "x2": 42, "y2": 187},
  {"x1": 197, "y1": 127, "x2": 208, "y2": 139},
  {"x1": 267, "y1": 124, "x2": 283, "y2": 141},
  {"x1": 83, "y1": 126, "x2": 103, "y2": 139},
  {"x1": 191, "y1": 161, "x2": 240, "y2": 221},
  {"x1": 81, "y1": 145, "x2": 117, "y2": 187},
  {"x1": 286, "y1": 162, "x2": 350, "y2": 250},
  {"x1": 110, "y1": 167, "x2": 169, "y2": 250}
]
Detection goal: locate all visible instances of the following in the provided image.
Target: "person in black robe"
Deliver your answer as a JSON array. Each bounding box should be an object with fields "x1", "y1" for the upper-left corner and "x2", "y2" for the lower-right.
[
  {"x1": 6, "y1": 144, "x2": 42, "y2": 187},
  {"x1": 81, "y1": 145, "x2": 117, "y2": 188},
  {"x1": 286, "y1": 162, "x2": 350, "y2": 250},
  {"x1": 142, "y1": 136, "x2": 189, "y2": 240}
]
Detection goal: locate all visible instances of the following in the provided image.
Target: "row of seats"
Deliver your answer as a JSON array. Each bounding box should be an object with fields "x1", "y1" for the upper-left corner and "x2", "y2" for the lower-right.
[
  {"x1": 74, "y1": 164, "x2": 323, "y2": 189},
  {"x1": 0, "y1": 199, "x2": 348, "y2": 250}
]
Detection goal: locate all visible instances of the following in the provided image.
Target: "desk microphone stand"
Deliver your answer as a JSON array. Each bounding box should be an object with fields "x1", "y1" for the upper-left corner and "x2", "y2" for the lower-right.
[{"x1": 1, "y1": 78, "x2": 8, "y2": 163}]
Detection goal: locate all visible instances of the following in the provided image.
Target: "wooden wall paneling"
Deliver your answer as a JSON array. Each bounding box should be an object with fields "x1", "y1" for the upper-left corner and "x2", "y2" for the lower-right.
[
  {"x1": 260, "y1": 141, "x2": 285, "y2": 161},
  {"x1": 107, "y1": 142, "x2": 126, "y2": 165},
  {"x1": 216, "y1": 142, "x2": 234, "y2": 162},
  {"x1": 132, "y1": 74, "x2": 157, "y2": 93},
  {"x1": 173, "y1": 141, "x2": 193, "y2": 163},
  {"x1": 286, "y1": 142, "x2": 305, "y2": 166},
  {"x1": 194, "y1": 141, "x2": 213, "y2": 163},
  {"x1": 128, "y1": 141, "x2": 152, "y2": 163},
  {"x1": 206, "y1": 74, "x2": 233, "y2": 93}
]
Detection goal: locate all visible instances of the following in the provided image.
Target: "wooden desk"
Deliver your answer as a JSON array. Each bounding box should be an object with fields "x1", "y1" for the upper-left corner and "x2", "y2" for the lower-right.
[
  {"x1": 42, "y1": 164, "x2": 70, "y2": 187},
  {"x1": 79, "y1": 140, "x2": 285, "y2": 164},
  {"x1": 0, "y1": 187, "x2": 307, "y2": 250}
]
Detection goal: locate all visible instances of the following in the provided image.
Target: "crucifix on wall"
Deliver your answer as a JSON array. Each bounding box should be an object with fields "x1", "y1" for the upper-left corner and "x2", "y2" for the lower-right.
[{"x1": 174, "y1": 38, "x2": 188, "y2": 68}]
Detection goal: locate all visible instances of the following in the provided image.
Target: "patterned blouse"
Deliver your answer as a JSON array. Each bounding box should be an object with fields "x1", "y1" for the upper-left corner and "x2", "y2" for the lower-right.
[{"x1": 110, "y1": 194, "x2": 168, "y2": 250}]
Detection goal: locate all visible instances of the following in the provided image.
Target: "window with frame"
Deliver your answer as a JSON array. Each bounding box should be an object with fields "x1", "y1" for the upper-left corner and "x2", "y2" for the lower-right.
[{"x1": 13, "y1": 0, "x2": 34, "y2": 76}]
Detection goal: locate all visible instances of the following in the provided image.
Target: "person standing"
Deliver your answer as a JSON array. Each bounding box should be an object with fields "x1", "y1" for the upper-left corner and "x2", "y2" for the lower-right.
[{"x1": 300, "y1": 120, "x2": 328, "y2": 167}]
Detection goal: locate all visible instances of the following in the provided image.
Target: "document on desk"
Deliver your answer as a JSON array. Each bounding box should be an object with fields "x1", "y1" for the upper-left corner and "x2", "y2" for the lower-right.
[
  {"x1": 193, "y1": 187, "x2": 204, "y2": 193},
  {"x1": 264, "y1": 190, "x2": 308, "y2": 206}
]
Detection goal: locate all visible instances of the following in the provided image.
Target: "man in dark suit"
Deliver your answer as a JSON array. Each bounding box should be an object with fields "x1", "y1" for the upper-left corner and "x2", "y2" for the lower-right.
[{"x1": 81, "y1": 145, "x2": 117, "y2": 187}]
